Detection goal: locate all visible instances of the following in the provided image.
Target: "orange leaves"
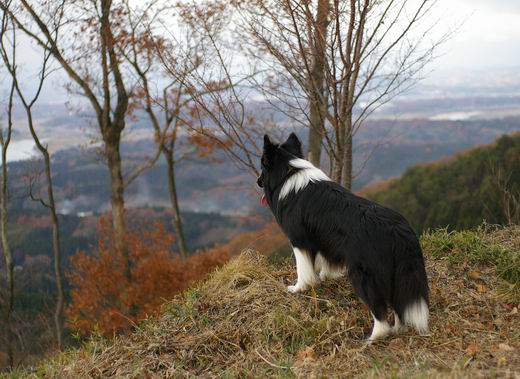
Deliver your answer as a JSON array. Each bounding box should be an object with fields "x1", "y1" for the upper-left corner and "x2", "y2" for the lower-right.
[
  {"x1": 66, "y1": 218, "x2": 230, "y2": 336},
  {"x1": 466, "y1": 342, "x2": 479, "y2": 357},
  {"x1": 188, "y1": 133, "x2": 229, "y2": 158},
  {"x1": 66, "y1": 218, "x2": 286, "y2": 337}
]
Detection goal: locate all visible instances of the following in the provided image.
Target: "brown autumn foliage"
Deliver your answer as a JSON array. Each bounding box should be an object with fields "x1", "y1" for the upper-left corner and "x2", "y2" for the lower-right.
[
  {"x1": 66, "y1": 218, "x2": 230, "y2": 336},
  {"x1": 66, "y1": 219, "x2": 287, "y2": 336}
]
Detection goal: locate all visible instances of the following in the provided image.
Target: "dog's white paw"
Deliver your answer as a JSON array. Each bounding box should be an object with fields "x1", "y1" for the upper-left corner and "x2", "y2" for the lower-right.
[{"x1": 287, "y1": 284, "x2": 305, "y2": 293}]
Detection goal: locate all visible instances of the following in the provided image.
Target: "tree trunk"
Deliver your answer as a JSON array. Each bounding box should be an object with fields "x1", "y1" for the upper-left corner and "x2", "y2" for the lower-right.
[
  {"x1": 105, "y1": 139, "x2": 127, "y2": 260},
  {"x1": 41, "y1": 151, "x2": 64, "y2": 350},
  {"x1": 333, "y1": 156, "x2": 343, "y2": 184},
  {"x1": 308, "y1": 103, "x2": 324, "y2": 167},
  {"x1": 164, "y1": 150, "x2": 188, "y2": 258},
  {"x1": 1, "y1": 150, "x2": 14, "y2": 369},
  {"x1": 1, "y1": 80, "x2": 15, "y2": 369},
  {"x1": 307, "y1": 0, "x2": 329, "y2": 167},
  {"x1": 341, "y1": 119, "x2": 353, "y2": 191},
  {"x1": 23, "y1": 100, "x2": 66, "y2": 350}
]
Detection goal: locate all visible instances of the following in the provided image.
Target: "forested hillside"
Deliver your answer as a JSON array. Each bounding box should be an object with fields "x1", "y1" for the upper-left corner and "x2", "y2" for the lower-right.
[{"x1": 364, "y1": 134, "x2": 520, "y2": 232}]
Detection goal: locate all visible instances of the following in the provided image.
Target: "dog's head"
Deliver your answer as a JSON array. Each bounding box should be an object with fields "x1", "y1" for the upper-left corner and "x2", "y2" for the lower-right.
[{"x1": 257, "y1": 132, "x2": 303, "y2": 206}]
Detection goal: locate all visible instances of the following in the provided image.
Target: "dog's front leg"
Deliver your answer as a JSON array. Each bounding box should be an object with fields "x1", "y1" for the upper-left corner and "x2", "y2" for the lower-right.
[{"x1": 287, "y1": 247, "x2": 317, "y2": 293}]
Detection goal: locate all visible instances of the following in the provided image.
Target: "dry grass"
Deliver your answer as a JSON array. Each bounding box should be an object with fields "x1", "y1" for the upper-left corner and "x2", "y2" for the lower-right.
[{"x1": 7, "y1": 227, "x2": 520, "y2": 378}]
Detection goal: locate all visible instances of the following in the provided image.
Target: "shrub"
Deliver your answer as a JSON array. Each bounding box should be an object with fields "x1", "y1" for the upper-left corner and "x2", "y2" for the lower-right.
[{"x1": 66, "y1": 218, "x2": 230, "y2": 336}]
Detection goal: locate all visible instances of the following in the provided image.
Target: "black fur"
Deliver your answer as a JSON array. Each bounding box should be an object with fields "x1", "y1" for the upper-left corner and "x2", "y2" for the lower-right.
[{"x1": 258, "y1": 133, "x2": 429, "y2": 327}]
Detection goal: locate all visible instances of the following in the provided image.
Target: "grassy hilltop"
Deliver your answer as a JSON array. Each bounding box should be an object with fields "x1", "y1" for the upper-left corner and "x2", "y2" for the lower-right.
[{"x1": 7, "y1": 225, "x2": 520, "y2": 378}]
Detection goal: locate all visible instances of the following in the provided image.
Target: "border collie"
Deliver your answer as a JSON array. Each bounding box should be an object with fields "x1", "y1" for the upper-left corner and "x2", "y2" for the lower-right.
[{"x1": 257, "y1": 133, "x2": 429, "y2": 341}]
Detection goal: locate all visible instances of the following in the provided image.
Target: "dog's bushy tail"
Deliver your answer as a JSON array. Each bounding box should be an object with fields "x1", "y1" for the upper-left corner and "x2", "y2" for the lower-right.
[{"x1": 393, "y1": 249, "x2": 429, "y2": 335}]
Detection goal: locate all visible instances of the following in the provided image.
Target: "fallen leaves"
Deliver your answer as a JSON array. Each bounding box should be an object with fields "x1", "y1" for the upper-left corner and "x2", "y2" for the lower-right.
[
  {"x1": 498, "y1": 343, "x2": 514, "y2": 352},
  {"x1": 466, "y1": 342, "x2": 479, "y2": 357}
]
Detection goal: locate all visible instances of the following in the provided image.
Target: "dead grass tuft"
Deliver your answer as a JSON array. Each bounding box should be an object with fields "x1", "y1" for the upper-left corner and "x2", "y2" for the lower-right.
[{"x1": 8, "y1": 227, "x2": 520, "y2": 378}]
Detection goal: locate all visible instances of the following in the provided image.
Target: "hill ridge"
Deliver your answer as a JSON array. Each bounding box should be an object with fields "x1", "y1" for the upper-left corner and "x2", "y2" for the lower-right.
[{"x1": 10, "y1": 226, "x2": 520, "y2": 378}]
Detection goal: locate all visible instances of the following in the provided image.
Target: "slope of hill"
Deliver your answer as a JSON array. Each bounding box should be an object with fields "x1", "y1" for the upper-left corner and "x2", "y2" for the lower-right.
[
  {"x1": 9, "y1": 226, "x2": 519, "y2": 378},
  {"x1": 363, "y1": 133, "x2": 520, "y2": 233}
]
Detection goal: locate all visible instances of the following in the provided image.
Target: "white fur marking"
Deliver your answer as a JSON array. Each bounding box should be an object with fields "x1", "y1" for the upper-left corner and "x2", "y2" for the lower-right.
[
  {"x1": 287, "y1": 247, "x2": 317, "y2": 293},
  {"x1": 369, "y1": 314, "x2": 391, "y2": 341},
  {"x1": 403, "y1": 298, "x2": 429, "y2": 336},
  {"x1": 279, "y1": 158, "x2": 330, "y2": 201},
  {"x1": 392, "y1": 313, "x2": 402, "y2": 335},
  {"x1": 315, "y1": 253, "x2": 345, "y2": 281}
]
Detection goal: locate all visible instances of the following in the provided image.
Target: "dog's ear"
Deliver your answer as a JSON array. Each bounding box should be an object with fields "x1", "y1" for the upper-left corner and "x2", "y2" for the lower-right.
[
  {"x1": 263, "y1": 134, "x2": 276, "y2": 153},
  {"x1": 281, "y1": 132, "x2": 303, "y2": 157},
  {"x1": 262, "y1": 134, "x2": 276, "y2": 166},
  {"x1": 264, "y1": 134, "x2": 273, "y2": 148}
]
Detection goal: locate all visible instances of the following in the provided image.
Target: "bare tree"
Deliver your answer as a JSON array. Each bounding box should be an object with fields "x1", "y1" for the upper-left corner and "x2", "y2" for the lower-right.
[
  {"x1": 120, "y1": 1, "x2": 196, "y2": 258},
  {"x1": 0, "y1": 6, "x2": 15, "y2": 368},
  {"x1": 238, "y1": 0, "x2": 448, "y2": 189},
  {"x1": 0, "y1": 0, "x2": 137, "y2": 257},
  {"x1": 165, "y1": 1, "x2": 268, "y2": 178},
  {"x1": 0, "y1": 15, "x2": 65, "y2": 350},
  {"x1": 116, "y1": 1, "x2": 249, "y2": 257}
]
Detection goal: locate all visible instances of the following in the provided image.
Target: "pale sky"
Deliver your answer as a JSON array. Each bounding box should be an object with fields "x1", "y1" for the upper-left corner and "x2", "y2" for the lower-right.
[
  {"x1": 1, "y1": 0, "x2": 520, "y2": 101},
  {"x1": 432, "y1": 0, "x2": 520, "y2": 70}
]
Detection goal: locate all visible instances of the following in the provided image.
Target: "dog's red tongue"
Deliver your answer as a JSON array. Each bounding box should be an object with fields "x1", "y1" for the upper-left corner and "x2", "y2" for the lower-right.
[{"x1": 260, "y1": 194, "x2": 268, "y2": 206}]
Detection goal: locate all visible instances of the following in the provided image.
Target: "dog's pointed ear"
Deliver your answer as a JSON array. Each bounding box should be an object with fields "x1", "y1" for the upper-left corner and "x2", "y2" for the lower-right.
[
  {"x1": 264, "y1": 134, "x2": 273, "y2": 148},
  {"x1": 263, "y1": 134, "x2": 277, "y2": 154},
  {"x1": 281, "y1": 132, "x2": 303, "y2": 157}
]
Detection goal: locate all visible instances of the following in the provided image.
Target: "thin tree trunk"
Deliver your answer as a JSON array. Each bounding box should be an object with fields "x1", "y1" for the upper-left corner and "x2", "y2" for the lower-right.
[
  {"x1": 307, "y1": 0, "x2": 329, "y2": 167},
  {"x1": 0, "y1": 17, "x2": 15, "y2": 371},
  {"x1": 105, "y1": 139, "x2": 129, "y2": 270},
  {"x1": 164, "y1": 150, "x2": 188, "y2": 258},
  {"x1": 23, "y1": 104, "x2": 65, "y2": 350},
  {"x1": 42, "y1": 152, "x2": 64, "y2": 350},
  {"x1": 341, "y1": 118, "x2": 353, "y2": 190},
  {"x1": 1, "y1": 143, "x2": 14, "y2": 370},
  {"x1": 333, "y1": 156, "x2": 342, "y2": 184},
  {"x1": 308, "y1": 101, "x2": 324, "y2": 166}
]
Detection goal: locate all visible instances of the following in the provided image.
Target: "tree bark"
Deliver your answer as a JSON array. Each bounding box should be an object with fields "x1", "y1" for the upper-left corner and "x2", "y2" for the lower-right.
[
  {"x1": 164, "y1": 150, "x2": 188, "y2": 258},
  {"x1": 42, "y1": 151, "x2": 65, "y2": 350},
  {"x1": 0, "y1": 67, "x2": 15, "y2": 368},
  {"x1": 333, "y1": 155, "x2": 342, "y2": 184},
  {"x1": 341, "y1": 121, "x2": 353, "y2": 191},
  {"x1": 1, "y1": 143, "x2": 14, "y2": 369},
  {"x1": 105, "y1": 139, "x2": 127, "y2": 258},
  {"x1": 307, "y1": 0, "x2": 329, "y2": 167},
  {"x1": 23, "y1": 103, "x2": 66, "y2": 350}
]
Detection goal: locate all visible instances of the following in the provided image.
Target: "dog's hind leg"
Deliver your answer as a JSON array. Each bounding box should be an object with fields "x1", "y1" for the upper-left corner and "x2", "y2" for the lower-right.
[
  {"x1": 315, "y1": 253, "x2": 345, "y2": 282},
  {"x1": 369, "y1": 314, "x2": 391, "y2": 342},
  {"x1": 349, "y1": 266, "x2": 390, "y2": 341},
  {"x1": 288, "y1": 247, "x2": 316, "y2": 293}
]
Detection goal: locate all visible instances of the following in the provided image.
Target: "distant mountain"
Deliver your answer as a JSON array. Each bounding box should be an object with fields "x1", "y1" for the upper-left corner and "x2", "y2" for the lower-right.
[
  {"x1": 353, "y1": 117, "x2": 520, "y2": 188},
  {"x1": 362, "y1": 133, "x2": 520, "y2": 233},
  {"x1": 7, "y1": 116, "x2": 520, "y2": 220}
]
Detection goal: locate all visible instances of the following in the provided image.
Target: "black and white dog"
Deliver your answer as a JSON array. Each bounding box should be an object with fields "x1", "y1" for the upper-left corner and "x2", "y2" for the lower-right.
[{"x1": 257, "y1": 133, "x2": 429, "y2": 341}]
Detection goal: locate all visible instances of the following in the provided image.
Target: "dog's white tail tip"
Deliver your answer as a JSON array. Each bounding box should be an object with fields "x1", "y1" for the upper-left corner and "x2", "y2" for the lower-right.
[{"x1": 403, "y1": 298, "x2": 429, "y2": 335}]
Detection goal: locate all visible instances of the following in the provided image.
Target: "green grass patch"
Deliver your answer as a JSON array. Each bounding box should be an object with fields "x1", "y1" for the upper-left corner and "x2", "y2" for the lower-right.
[{"x1": 421, "y1": 225, "x2": 520, "y2": 284}]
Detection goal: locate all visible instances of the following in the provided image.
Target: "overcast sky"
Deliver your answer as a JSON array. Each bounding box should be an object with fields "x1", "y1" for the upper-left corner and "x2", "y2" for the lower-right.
[
  {"x1": 1, "y1": 0, "x2": 520, "y2": 102},
  {"x1": 432, "y1": 0, "x2": 520, "y2": 70}
]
